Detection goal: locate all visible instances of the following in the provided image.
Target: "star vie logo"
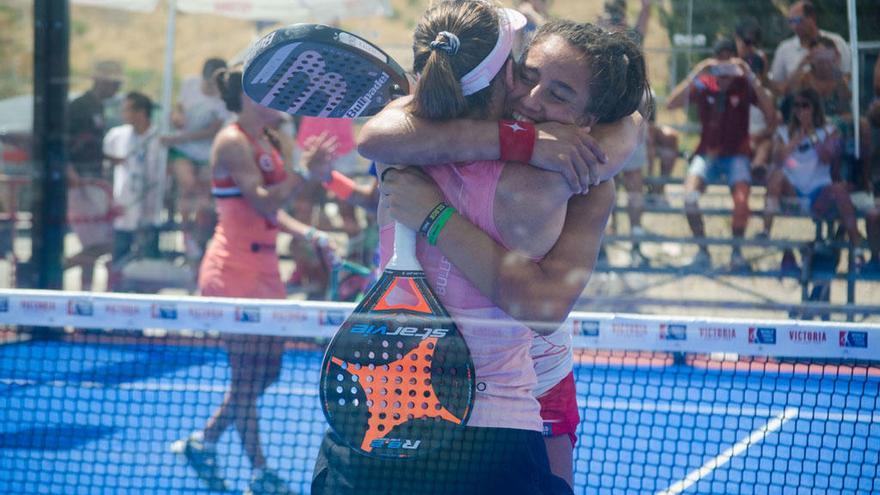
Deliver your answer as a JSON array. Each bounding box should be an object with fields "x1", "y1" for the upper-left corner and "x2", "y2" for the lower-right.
[{"x1": 505, "y1": 122, "x2": 527, "y2": 133}]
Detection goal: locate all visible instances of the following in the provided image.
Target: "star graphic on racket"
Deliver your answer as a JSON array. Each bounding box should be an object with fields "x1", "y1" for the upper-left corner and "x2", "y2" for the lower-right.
[
  {"x1": 331, "y1": 337, "x2": 463, "y2": 452},
  {"x1": 505, "y1": 122, "x2": 527, "y2": 132}
]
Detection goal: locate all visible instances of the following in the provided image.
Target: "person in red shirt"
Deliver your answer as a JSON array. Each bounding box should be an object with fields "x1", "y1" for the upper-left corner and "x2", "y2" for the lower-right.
[{"x1": 667, "y1": 38, "x2": 776, "y2": 271}]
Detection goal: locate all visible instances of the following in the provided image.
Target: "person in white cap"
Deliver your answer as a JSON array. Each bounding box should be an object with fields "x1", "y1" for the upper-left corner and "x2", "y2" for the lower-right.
[{"x1": 65, "y1": 60, "x2": 124, "y2": 291}]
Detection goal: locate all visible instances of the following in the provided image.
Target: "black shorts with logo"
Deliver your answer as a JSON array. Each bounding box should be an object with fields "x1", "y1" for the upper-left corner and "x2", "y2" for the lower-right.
[{"x1": 311, "y1": 427, "x2": 573, "y2": 495}]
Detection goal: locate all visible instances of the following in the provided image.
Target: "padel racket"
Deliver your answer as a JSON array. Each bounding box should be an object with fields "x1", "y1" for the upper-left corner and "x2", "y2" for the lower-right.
[
  {"x1": 242, "y1": 24, "x2": 409, "y2": 118},
  {"x1": 320, "y1": 223, "x2": 475, "y2": 458}
]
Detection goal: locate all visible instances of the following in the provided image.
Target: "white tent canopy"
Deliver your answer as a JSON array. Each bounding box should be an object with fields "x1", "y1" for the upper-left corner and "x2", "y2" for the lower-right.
[
  {"x1": 175, "y1": 0, "x2": 389, "y2": 22},
  {"x1": 72, "y1": 0, "x2": 389, "y2": 20},
  {"x1": 72, "y1": 0, "x2": 158, "y2": 13}
]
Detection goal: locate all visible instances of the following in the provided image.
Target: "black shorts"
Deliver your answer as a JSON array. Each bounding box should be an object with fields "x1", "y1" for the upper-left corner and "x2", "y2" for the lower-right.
[{"x1": 311, "y1": 427, "x2": 573, "y2": 495}]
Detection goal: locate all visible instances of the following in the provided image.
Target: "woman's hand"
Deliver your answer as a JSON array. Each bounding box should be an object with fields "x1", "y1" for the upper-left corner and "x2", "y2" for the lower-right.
[
  {"x1": 306, "y1": 227, "x2": 339, "y2": 267},
  {"x1": 300, "y1": 132, "x2": 339, "y2": 181},
  {"x1": 380, "y1": 167, "x2": 444, "y2": 231},
  {"x1": 532, "y1": 122, "x2": 606, "y2": 194}
]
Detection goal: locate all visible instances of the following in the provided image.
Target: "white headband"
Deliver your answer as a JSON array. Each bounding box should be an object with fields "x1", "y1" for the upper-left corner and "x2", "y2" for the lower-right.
[{"x1": 459, "y1": 8, "x2": 527, "y2": 96}]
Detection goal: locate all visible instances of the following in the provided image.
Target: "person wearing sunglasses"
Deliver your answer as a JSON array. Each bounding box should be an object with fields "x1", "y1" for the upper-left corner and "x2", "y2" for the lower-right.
[
  {"x1": 769, "y1": 1, "x2": 850, "y2": 97},
  {"x1": 759, "y1": 87, "x2": 864, "y2": 268}
]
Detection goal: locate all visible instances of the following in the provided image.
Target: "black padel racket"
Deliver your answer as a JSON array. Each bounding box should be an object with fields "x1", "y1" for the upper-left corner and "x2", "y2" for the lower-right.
[
  {"x1": 320, "y1": 223, "x2": 475, "y2": 458},
  {"x1": 242, "y1": 24, "x2": 409, "y2": 118}
]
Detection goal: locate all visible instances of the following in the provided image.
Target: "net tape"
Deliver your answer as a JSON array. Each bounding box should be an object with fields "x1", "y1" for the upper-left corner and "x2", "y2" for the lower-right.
[{"x1": 1, "y1": 289, "x2": 878, "y2": 359}]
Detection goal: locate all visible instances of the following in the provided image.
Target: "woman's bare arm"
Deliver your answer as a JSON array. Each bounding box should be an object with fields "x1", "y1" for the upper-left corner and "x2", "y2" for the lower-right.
[
  {"x1": 358, "y1": 96, "x2": 641, "y2": 192},
  {"x1": 381, "y1": 167, "x2": 615, "y2": 334}
]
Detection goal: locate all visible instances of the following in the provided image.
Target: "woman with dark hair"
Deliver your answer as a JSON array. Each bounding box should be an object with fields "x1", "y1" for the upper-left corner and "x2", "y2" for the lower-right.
[
  {"x1": 170, "y1": 66, "x2": 335, "y2": 495},
  {"x1": 315, "y1": 2, "x2": 648, "y2": 493},
  {"x1": 760, "y1": 87, "x2": 863, "y2": 260},
  {"x1": 358, "y1": 13, "x2": 648, "y2": 491}
]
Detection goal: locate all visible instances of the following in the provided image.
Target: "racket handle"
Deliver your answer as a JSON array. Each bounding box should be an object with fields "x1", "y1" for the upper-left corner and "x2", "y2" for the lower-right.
[{"x1": 386, "y1": 222, "x2": 422, "y2": 271}]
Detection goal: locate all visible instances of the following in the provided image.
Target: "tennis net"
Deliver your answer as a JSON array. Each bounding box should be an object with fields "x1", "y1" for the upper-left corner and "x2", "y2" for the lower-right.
[{"x1": 0, "y1": 289, "x2": 877, "y2": 494}]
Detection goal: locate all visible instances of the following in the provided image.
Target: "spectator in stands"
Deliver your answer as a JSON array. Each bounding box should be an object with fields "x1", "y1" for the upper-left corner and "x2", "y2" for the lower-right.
[
  {"x1": 795, "y1": 37, "x2": 850, "y2": 126},
  {"x1": 666, "y1": 39, "x2": 776, "y2": 271},
  {"x1": 735, "y1": 17, "x2": 775, "y2": 185},
  {"x1": 161, "y1": 58, "x2": 229, "y2": 263},
  {"x1": 760, "y1": 87, "x2": 864, "y2": 266},
  {"x1": 513, "y1": 0, "x2": 550, "y2": 58},
  {"x1": 103, "y1": 92, "x2": 164, "y2": 271},
  {"x1": 769, "y1": 1, "x2": 851, "y2": 98},
  {"x1": 645, "y1": 116, "x2": 680, "y2": 204},
  {"x1": 861, "y1": 61, "x2": 880, "y2": 274},
  {"x1": 599, "y1": 0, "x2": 651, "y2": 39},
  {"x1": 795, "y1": 37, "x2": 875, "y2": 233},
  {"x1": 598, "y1": 0, "x2": 654, "y2": 267},
  {"x1": 286, "y1": 117, "x2": 364, "y2": 298},
  {"x1": 516, "y1": 0, "x2": 550, "y2": 33},
  {"x1": 65, "y1": 60, "x2": 124, "y2": 291}
]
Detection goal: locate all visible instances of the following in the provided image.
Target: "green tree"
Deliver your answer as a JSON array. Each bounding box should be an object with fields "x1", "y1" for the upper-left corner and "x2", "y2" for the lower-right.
[
  {"x1": 659, "y1": 0, "x2": 879, "y2": 71},
  {"x1": 0, "y1": 3, "x2": 33, "y2": 99}
]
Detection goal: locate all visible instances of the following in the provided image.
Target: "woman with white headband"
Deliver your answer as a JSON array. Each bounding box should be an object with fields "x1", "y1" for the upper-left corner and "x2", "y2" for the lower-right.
[
  {"x1": 359, "y1": 6, "x2": 650, "y2": 492},
  {"x1": 311, "y1": 3, "x2": 590, "y2": 494}
]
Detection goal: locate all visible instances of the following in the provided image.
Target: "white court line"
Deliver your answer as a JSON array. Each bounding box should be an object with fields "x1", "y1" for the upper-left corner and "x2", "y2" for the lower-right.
[
  {"x1": 577, "y1": 397, "x2": 880, "y2": 423},
  {"x1": 655, "y1": 407, "x2": 800, "y2": 495}
]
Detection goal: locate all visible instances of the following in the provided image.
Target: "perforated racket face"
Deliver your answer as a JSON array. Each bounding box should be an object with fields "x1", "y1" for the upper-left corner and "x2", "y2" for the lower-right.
[
  {"x1": 320, "y1": 269, "x2": 475, "y2": 458},
  {"x1": 242, "y1": 24, "x2": 410, "y2": 118}
]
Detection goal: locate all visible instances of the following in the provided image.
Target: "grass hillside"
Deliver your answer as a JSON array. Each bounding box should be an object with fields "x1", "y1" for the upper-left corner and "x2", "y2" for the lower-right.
[{"x1": 1, "y1": 0, "x2": 671, "y2": 105}]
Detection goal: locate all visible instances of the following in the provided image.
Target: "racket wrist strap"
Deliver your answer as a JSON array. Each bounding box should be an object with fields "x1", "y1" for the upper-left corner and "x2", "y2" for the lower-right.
[
  {"x1": 323, "y1": 170, "x2": 356, "y2": 200},
  {"x1": 427, "y1": 206, "x2": 456, "y2": 246},
  {"x1": 499, "y1": 120, "x2": 536, "y2": 163}
]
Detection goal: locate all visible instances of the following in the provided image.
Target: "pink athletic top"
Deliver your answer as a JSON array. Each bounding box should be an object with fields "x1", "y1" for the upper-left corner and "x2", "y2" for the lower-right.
[
  {"x1": 379, "y1": 161, "x2": 543, "y2": 432},
  {"x1": 296, "y1": 116, "x2": 356, "y2": 158},
  {"x1": 199, "y1": 123, "x2": 288, "y2": 299}
]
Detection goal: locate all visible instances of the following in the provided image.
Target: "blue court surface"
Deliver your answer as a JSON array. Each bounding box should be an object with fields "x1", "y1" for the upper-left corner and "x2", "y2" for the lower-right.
[{"x1": 0, "y1": 339, "x2": 877, "y2": 494}]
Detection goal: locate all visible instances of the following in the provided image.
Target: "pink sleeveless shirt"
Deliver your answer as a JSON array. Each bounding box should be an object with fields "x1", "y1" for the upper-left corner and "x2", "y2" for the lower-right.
[
  {"x1": 198, "y1": 123, "x2": 288, "y2": 299},
  {"x1": 380, "y1": 161, "x2": 543, "y2": 432}
]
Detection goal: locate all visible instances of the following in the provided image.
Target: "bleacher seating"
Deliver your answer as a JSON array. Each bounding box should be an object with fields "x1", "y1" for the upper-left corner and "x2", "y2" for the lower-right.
[{"x1": 598, "y1": 176, "x2": 875, "y2": 322}]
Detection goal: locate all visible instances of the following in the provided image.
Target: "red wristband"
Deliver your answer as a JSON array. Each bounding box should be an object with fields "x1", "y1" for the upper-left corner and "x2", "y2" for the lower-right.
[
  {"x1": 323, "y1": 170, "x2": 355, "y2": 200},
  {"x1": 499, "y1": 120, "x2": 536, "y2": 163}
]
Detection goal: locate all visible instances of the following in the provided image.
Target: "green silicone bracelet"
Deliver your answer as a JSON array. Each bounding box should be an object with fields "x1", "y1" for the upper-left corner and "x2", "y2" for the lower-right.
[{"x1": 427, "y1": 206, "x2": 456, "y2": 246}]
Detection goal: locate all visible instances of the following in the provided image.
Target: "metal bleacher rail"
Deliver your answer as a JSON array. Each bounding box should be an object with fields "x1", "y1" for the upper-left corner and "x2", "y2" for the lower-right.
[{"x1": 600, "y1": 175, "x2": 876, "y2": 321}]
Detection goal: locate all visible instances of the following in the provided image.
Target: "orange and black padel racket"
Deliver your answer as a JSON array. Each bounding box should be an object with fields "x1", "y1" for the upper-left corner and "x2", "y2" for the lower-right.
[{"x1": 320, "y1": 223, "x2": 475, "y2": 458}]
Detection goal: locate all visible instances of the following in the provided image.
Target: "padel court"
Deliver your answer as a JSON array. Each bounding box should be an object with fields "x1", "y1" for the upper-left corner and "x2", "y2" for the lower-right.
[{"x1": 1, "y1": 336, "x2": 877, "y2": 494}]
